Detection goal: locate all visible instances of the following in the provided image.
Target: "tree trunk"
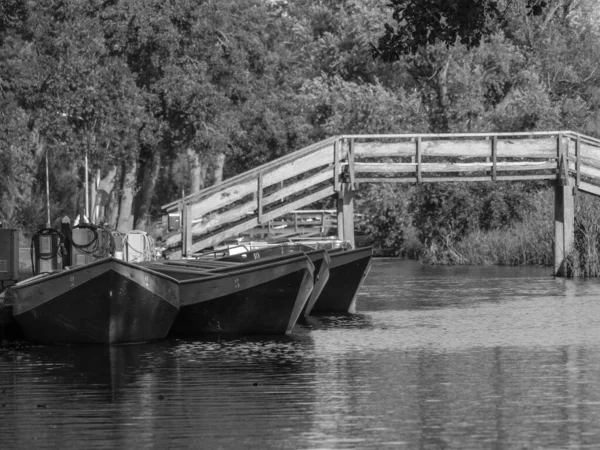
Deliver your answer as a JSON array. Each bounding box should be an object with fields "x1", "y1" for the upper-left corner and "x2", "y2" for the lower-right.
[
  {"x1": 106, "y1": 187, "x2": 120, "y2": 230},
  {"x1": 134, "y1": 152, "x2": 161, "y2": 230},
  {"x1": 212, "y1": 152, "x2": 226, "y2": 185},
  {"x1": 95, "y1": 165, "x2": 118, "y2": 225},
  {"x1": 187, "y1": 148, "x2": 206, "y2": 195},
  {"x1": 435, "y1": 57, "x2": 451, "y2": 132},
  {"x1": 90, "y1": 169, "x2": 100, "y2": 223},
  {"x1": 116, "y1": 160, "x2": 137, "y2": 233}
]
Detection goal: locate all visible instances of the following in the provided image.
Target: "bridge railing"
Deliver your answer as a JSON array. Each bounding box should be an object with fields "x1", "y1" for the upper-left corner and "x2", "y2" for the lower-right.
[
  {"x1": 162, "y1": 135, "x2": 348, "y2": 256},
  {"x1": 161, "y1": 131, "x2": 600, "y2": 257}
]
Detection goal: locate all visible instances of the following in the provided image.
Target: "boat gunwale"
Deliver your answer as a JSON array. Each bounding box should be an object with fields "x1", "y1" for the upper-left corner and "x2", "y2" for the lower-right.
[
  {"x1": 10, "y1": 257, "x2": 182, "y2": 289},
  {"x1": 160, "y1": 253, "x2": 314, "y2": 285}
]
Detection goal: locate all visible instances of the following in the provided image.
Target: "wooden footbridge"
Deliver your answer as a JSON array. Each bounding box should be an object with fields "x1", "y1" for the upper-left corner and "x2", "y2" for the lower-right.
[{"x1": 162, "y1": 131, "x2": 600, "y2": 275}]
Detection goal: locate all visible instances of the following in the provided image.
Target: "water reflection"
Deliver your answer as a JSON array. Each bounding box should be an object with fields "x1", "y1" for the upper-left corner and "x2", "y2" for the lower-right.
[{"x1": 2, "y1": 260, "x2": 600, "y2": 448}]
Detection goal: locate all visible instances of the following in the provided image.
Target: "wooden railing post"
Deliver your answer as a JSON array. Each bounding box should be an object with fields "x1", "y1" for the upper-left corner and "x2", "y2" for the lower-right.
[
  {"x1": 491, "y1": 135, "x2": 498, "y2": 181},
  {"x1": 348, "y1": 138, "x2": 356, "y2": 189},
  {"x1": 554, "y1": 183, "x2": 575, "y2": 277},
  {"x1": 181, "y1": 203, "x2": 192, "y2": 257},
  {"x1": 334, "y1": 139, "x2": 340, "y2": 192},
  {"x1": 257, "y1": 173, "x2": 263, "y2": 224},
  {"x1": 557, "y1": 133, "x2": 570, "y2": 185},
  {"x1": 576, "y1": 135, "x2": 581, "y2": 186},
  {"x1": 416, "y1": 136, "x2": 422, "y2": 182},
  {"x1": 336, "y1": 183, "x2": 355, "y2": 248}
]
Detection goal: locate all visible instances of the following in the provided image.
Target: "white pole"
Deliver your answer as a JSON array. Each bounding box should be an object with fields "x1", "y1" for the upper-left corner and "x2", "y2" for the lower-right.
[
  {"x1": 85, "y1": 151, "x2": 89, "y2": 220},
  {"x1": 46, "y1": 147, "x2": 51, "y2": 227}
]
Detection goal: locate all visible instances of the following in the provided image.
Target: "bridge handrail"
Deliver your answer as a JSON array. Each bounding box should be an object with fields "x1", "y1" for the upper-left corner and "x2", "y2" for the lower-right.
[
  {"x1": 162, "y1": 130, "x2": 600, "y2": 212},
  {"x1": 162, "y1": 135, "x2": 341, "y2": 211},
  {"x1": 341, "y1": 130, "x2": 574, "y2": 139},
  {"x1": 160, "y1": 130, "x2": 600, "y2": 257}
]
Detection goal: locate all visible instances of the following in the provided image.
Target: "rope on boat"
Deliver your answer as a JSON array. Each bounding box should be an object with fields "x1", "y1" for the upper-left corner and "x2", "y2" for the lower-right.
[
  {"x1": 69, "y1": 223, "x2": 99, "y2": 254},
  {"x1": 122, "y1": 230, "x2": 156, "y2": 262},
  {"x1": 68, "y1": 223, "x2": 116, "y2": 257}
]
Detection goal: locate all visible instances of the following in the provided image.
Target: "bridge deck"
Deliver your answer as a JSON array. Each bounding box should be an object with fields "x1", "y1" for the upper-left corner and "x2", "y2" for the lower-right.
[{"x1": 162, "y1": 131, "x2": 600, "y2": 258}]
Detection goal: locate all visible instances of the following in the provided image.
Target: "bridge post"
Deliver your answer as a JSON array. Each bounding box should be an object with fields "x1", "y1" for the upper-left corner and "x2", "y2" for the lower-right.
[
  {"x1": 336, "y1": 184, "x2": 355, "y2": 248},
  {"x1": 182, "y1": 204, "x2": 192, "y2": 257},
  {"x1": 554, "y1": 183, "x2": 575, "y2": 276}
]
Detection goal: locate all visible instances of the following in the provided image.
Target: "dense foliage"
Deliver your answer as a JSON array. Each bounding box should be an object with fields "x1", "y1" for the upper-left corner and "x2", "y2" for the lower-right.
[{"x1": 2, "y1": 0, "x2": 600, "y2": 271}]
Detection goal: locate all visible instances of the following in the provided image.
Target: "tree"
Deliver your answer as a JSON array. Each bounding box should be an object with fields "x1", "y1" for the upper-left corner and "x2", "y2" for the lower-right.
[{"x1": 374, "y1": 0, "x2": 548, "y2": 59}]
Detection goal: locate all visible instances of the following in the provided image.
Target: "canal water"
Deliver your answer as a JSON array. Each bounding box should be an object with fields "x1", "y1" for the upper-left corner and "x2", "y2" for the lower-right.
[{"x1": 2, "y1": 259, "x2": 600, "y2": 449}]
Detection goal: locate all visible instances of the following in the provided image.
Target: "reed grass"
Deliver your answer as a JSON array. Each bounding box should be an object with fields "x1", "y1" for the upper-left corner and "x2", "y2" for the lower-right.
[
  {"x1": 420, "y1": 190, "x2": 554, "y2": 266},
  {"x1": 565, "y1": 193, "x2": 600, "y2": 277},
  {"x1": 420, "y1": 189, "x2": 600, "y2": 277}
]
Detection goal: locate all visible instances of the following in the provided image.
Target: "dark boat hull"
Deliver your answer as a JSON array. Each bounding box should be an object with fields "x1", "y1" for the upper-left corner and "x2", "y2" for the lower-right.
[
  {"x1": 218, "y1": 243, "x2": 373, "y2": 314},
  {"x1": 6, "y1": 258, "x2": 180, "y2": 345},
  {"x1": 217, "y1": 246, "x2": 330, "y2": 317},
  {"x1": 148, "y1": 254, "x2": 315, "y2": 335},
  {"x1": 310, "y1": 246, "x2": 373, "y2": 314}
]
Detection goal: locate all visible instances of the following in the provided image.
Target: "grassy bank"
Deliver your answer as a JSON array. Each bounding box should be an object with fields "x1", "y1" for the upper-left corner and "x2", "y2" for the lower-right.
[
  {"x1": 419, "y1": 190, "x2": 554, "y2": 267},
  {"x1": 411, "y1": 189, "x2": 600, "y2": 277}
]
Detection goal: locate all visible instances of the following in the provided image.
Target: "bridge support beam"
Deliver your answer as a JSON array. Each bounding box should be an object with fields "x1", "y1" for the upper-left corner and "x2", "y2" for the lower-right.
[
  {"x1": 337, "y1": 184, "x2": 355, "y2": 248},
  {"x1": 554, "y1": 183, "x2": 575, "y2": 277}
]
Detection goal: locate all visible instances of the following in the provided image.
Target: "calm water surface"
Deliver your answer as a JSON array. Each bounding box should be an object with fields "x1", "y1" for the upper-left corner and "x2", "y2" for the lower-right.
[{"x1": 2, "y1": 259, "x2": 600, "y2": 449}]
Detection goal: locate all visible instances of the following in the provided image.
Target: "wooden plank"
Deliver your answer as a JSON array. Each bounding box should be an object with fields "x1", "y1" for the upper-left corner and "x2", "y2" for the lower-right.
[
  {"x1": 578, "y1": 181, "x2": 600, "y2": 197},
  {"x1": 356, "y1": 139, "x2": 494, "y2": 158},
  {"x1": 259, "y1": 185, "x2": 336, "y2": 224},
  {"x1": 355, "y1": 163, "x2": 416, "y2": 173},
  {"x1": 188, "y1": 179, "x2": 256, "y2": 220},
  {"x1": 354, "y1": 141, "x2": 416, "y2": 158},
  {"x1": 423, "y1": 175, "x2": 557, "y2": 182},
  {"x1": 263, "y1": 144, "x2": 335, "y2": 190},
  {"x1": 421, "y1": 139, "x2": 494, "y2": 157},
  {"x1": 191, "y1": 201, "x2": 257, "y2": 237},
  {"x1": 165, "y1": 200, "x2": 257, "y2": 247},
  {"x1": 495, "y1": 138, "x2": 557, "y2": 158},
  {"x1": 188, "y1": 144, "x2": 334, "y2": 219},
  {"x1": 355, "y1": 161, "x2": 557, "y2": 173},
  {"x1": 356, "y1": 177, "x2": 418, "y2": 183},
  {"x1": 356, "y1": 174, "x2": 557, "y2": 183},
  {"x1": 488, "y1": 174, "x2": 557, "y2": 181},
  {"x1": 573, "y1": 162, "x2": 600, "y2": 180},
  {"x1": 344, "y1": 131, "x2": 570, "y2": 139},
  {"x1": 261, "y1": 168, "x2": 334, "y2": 206},
  {"x1": 578, "y1": 142, "x2": 600, "y2": 170},
  {"x1": 354, "y1": 137, "x2": 557, "y2": 159},
  {"x1": 576, "y1": 133, "x2": 600, "y2": 146}
]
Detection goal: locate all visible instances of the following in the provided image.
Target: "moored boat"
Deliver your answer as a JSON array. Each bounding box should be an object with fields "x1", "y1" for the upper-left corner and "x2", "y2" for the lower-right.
[
  {"x1": 196, "y1": 240, "x2": 373, "y2": 314},
  {"x1": 310, "y1": 245, "x2": 373, "y2": 314},
  {"x1": 214, "y1": 246, "x2": 330, "y2": 317},
  {"x1": 144, "y1": 253, "x2": 315, "y2": 335},
  {"x1": 5, "y1": 258, "x2": 180, "y2": 345}
]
